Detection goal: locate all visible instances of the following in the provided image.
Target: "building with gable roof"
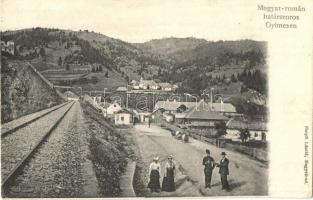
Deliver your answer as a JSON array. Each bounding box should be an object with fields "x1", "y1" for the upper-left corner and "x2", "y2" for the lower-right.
[{"x1": 114, "y1": 109, "x2": 133, "y2": 125}]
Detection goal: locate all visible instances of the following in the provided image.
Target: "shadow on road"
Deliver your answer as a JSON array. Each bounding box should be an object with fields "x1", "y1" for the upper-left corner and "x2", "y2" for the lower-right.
[{"x1": 228, "y1": 179, "x2": 246, "y2": 190}]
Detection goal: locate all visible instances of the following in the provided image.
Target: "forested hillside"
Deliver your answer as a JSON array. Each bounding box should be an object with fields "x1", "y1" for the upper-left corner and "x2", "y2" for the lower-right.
[{"x1": 1, "y1": 27, "x2": 268, "y2": 116}]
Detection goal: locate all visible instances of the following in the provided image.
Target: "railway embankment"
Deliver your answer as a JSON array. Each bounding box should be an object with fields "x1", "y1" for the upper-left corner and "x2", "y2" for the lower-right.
[
  {"x1": 1, "y1": 59, "x2": 65, "y2": 123},
  {"x1": 81, "y1": 100, "x2": 134, "y2": 197}
]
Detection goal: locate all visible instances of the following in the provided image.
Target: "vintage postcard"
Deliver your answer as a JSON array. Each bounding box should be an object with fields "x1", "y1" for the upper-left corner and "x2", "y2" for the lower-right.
[{"x1": 1, "y1": 0, "x2": 312, "y2": 198}]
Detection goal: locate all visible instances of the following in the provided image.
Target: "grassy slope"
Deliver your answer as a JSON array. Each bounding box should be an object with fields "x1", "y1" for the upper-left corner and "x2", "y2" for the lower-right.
[{"x1": 80, "y1": 100, "x2": 134, "y2": 196}]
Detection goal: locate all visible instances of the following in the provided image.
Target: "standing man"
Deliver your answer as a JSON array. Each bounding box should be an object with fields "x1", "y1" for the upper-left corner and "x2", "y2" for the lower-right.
[
  {"x1": 216, "y1": 152, "x2": 230, "y2": 191},
  {"x1": 202, "y1": 149, "x2": 215, "y2": 188}
]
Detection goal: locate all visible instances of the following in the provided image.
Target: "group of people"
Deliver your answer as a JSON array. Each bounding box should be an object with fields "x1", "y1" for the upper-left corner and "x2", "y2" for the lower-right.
[
  {"x1": 173, "y1": 131, "x2": 189, "y2": 142},
  {"x1": 147, "y1": 150, "x2": 230, "y2": 193},
  {"x1": 147, "y1": 155, "x2": 176, "y2": 193},
  {"x1": 203, "y1": 149, "x2": 230, "y2": 191}
]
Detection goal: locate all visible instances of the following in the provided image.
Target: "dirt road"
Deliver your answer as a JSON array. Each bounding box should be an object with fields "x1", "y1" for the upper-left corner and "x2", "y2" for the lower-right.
[{"x1": 131, "y1": 124, "x2": 268, "y2": 197}]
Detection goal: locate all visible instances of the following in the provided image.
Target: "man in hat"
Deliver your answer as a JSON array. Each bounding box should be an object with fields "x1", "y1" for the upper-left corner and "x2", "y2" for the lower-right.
[
  {"x1": 202, "y1": 149, "x2": 215, "y2": 188},
  {"x1": 216, "y1": 152, "x2": 230, "y2": 190}
]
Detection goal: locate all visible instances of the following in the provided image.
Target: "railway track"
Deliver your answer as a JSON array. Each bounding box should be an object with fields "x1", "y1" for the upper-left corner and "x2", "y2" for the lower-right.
[
  {"x1": 1, "y1": 101, "x2": 72, "y2": 138},
  {"x1": 1, "y1": 101, "x2": 75, "y2": 193}
]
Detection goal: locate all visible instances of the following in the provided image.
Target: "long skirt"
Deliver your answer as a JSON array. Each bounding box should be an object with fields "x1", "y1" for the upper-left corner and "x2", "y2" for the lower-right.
[
  {"x1": 161, "y1": 169, "x2": 175, "y2": 192},
  {"x1": 148, "y1": 170, "x2": 160, "y2": 191}
]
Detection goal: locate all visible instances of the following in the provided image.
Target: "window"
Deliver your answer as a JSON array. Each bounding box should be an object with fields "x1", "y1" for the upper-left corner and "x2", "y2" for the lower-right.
[{"x1": 121, "y1": 116, "x2": 124, "y2": 121}]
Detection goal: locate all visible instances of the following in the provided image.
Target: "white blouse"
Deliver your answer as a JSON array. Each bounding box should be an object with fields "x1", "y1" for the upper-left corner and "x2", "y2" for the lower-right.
[{"x1": 149, "y1": 162, "x2": 161, "y2": 175}]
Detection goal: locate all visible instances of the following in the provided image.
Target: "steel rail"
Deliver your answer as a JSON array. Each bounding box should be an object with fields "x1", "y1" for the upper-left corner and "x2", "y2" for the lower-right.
[
  {"x1": 1, "y1": 101, "x2": 75, "y2": 193},
  {"x1": 1, "y1": 101, "x2": 72, "y2": 138}
]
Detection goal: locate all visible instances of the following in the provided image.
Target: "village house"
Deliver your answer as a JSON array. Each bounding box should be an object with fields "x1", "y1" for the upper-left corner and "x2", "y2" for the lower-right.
[
  {"x1": 114, "y1": 109, "x2": 133, "y2": 125},
  {"x1": 133, "y1": 84, "x2": 140, "y2": 90},
  {"x1": 154, "y1": 99, "x2": 185, "y2": 114},
  {"x1": 226, "y1": 120, "x2": 267, "y2": 141},
  {"x1": 182, "y1": 101, "x2": 229, "y2": 136},
  {"x1": 64, "y1": 91, "x2": 79, "y2": 101},
  {"x1": 133, "y1": 109, "x2": 151, "y2": 123},
  {"x1": 154, "y1": 99, "x2": 229, "y2": 136},
  {"x1": 102, "y1": 102, "x2": 122, "y2": 117},
  {"x1": 131, "y1": 80, "x2": 137, "y2": 85},
  {"x1": 154, "y1": 99, "x2": 237, "y2": 117},
  {"x1": 116, "y1": 86, "x2": 128, "y2": 92},
  {"x1": 158, "y1": 82, "x2": 173, "y2": 91},
  {"x1": 139, "y1": 79, "x2": 158, "y2": 90},
  {"x1": 210, "y1": 101, "x2": 238, "y2": 117},
  {"x1": 1, "y1": 40, "x2": 14, "y2": 55},
  {"x1": 131, "y1": 78, "x2": 174, "y2": 92}
]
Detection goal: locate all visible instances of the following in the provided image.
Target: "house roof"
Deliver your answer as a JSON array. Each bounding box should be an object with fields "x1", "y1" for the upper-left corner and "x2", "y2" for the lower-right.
[
  {"x1": 154, "y1": 100, "x2": 209, "y2": 111},
  {"x1": 158, "y1": 82, "x2": 172, "y2": 88},
  {"x1": 182, "y1": 100, "x2": 228, "y2": 121},
  {"x1": 103, "y1": 102, "x2": 121, "y2": 109},
  {"x1": 116, "y1": 109, "x2": 133, "y2": 114},
  {"x1": 184, "y1": 104, "x2": 228, "y2": 121},
  {"x1": 154, "y1": 99, "x2": 236, "y2": 113},
  {"x1": 227, "y1": 120, "x2": 267, "y2": 131},
  {"x1": 186, "y1": 121, "x2": 215, "y2": 127},
  {"x1": 140, "y1": 80, "x2": 156, "y2": 86},
  {"x1": 174, "y1": 112, "x2": 187, "y2": 119},
  {"x1": 116, "y1": 86, "x2": 128, "y2": 92},
  {"x1": 211, "y1": 103, "x2": 236, "y2": 113}
]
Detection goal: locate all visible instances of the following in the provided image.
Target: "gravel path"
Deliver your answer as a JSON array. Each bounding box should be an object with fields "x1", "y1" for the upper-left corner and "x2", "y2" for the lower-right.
[
  {"x1": 1, "y1": 102, "x2": 74, "y2": 182},
  {"x1": 5, "y1": 101, "x2": 99, "y2": 197}
]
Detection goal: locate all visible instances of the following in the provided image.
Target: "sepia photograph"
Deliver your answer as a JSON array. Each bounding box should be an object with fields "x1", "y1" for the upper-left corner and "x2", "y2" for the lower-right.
[{"x1": 1, "y1": 0, "x2": 312, "y2": 198}]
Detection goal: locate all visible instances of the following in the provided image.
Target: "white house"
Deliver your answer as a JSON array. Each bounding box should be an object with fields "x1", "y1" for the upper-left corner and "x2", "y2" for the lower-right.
[
  {"x1": 154, "y1": 99, "x2": 237, "y2": 116},
  {"x1": 114, "y1": 109, "x2": 133, "y2": 125},
  {"x1": 63, "y1": 91, "x2": 79, "y2": 101},
  {"x1": 150, "y1": 84, "x2": 161, "y2": 90},
  {"x1": 106, "y1": 102, "x2": 122, "y2": 115},
  {"x1": 226, "y1": 120, "x2": 267, "y2": 141},
  {"x1": 116, "y1": 86, "x2": 128, "y2": 92},
  {"x1": 158, "y1": 82, "x2": 172, "y2": 91},
  {"x1": 137, "y1": 77, "x2": 159, "y2": 90},
  {"x1": 139, "y1": 80, "x2": 157, "y2": 90},
  {"x1": 133, "y1": 109, "x2": 151, "y2": 123},
  {"x1": 1, "y1": 40, "x2": 14, "y2": 55},
  {"x1": 131, "y1": 80, "x2": 137, "y2": 85},
  {"x1": 133, "y1": 84, "x2": 140, "y2": 90}
]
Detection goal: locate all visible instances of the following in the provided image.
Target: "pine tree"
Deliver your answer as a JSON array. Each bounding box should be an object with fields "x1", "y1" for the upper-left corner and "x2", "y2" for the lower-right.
[
  {"x1": 58, "y1": 57, "x2": 62, "y2": 66},
  {"x1": 231, "y1": 74, "x2": 238, "y2": 82},
  {"x1": 65, "y1": 63, "x2": 70, "y2": 71}
]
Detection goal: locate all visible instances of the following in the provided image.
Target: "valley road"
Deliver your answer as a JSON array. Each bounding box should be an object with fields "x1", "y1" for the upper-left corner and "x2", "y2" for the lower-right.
[{"x1": 131, "y1": 124, "x2": 267, "y2": 197}]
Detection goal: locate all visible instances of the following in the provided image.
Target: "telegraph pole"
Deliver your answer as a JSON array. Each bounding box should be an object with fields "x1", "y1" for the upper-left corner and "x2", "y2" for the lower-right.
[
  {"x1": 210, "y1": 88, "x2": 214, "y2": 109},
  {"x1": 126, "y1": 85, "x2": 129, "y2": 109}
]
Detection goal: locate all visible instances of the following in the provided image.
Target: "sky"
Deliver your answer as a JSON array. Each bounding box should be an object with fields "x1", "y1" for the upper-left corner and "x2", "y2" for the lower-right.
[{"x1": 1, "y1": 0, "x2": 264, "y2": 43}]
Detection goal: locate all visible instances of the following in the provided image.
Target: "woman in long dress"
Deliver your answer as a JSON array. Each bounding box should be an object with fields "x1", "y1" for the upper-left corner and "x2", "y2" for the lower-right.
[
  {"x1": 161, "y1": 155, "x2": 176, "y2": 192},
  {"x1": 147, "y1": 157, "x2": 161, "y2": 192}
]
